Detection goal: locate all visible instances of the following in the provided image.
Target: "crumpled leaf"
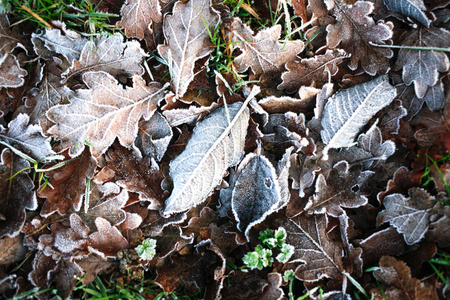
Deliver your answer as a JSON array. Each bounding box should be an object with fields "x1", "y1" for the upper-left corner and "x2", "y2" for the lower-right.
[
  {"x1": 0, "y1": 149, "x2": 37, "y2": 238},
  {"x1": 63, "y1": 33, "x2": 146, "y2": 82},
  {"x1": 377, "y1": 188, "x2": 436, "y2": 245},
  {"x1": 278, "y1": 49, "x2": 349, "y2": 93},
  {"x1": 226, "y1": 18, "x2": 304, "y2": 77},
  {"x1": 157, "y1": 0, "x2": 220, "y2": 98},
  {"x1": 164, "y1": 95, "x2": 254, "y2": 215},
  {"x1": 0, "y1": 14, "x2": 26, "y2": 54},
  {"x1": 0, "y1": 113, "x2": 56, "y2": 162},
  {"x1": 373, "y1": 256, "x2": 438, "y2": 300},
  {"x1": 232, "y1": 153, "x2": 282, "y2": 238},
  {"x1": 74, "y1": 253, "x2": 118, "y2": 284},
  {"x1": 413, "y1": 104, "x2": 450, "y2": 148},
  {"x1": 25, "y1": 58, "x2": 73, "y2": 129},
  {"x1": 0, "y1": 54, "x2": 27, "y2": 88},
  {"x1": 134, "y1": 112, "x2": 172, "y2": 161},
  {"x1": 394, "y1": 26, "x2": 450, "y2": 98},
  {"x1": 305, "y1": 161, "x2": 373, "y2": 217},
  {"x1": 31, "y1": 28, "x2": 87, "y2": 62},
  {"x1": 378, "y1": 100, "x2": 408, "y2": 137},
  {"x1": 320, "y1": 76, "x2": 396, "y2": 158},
  {"x1": 0, "y1": 235, "x2": 27, "y2": 265},
  {"x1": 326, "y1": 0, "x2": 394, "y2": 75},
  {"x1": 281, "y1": 213, "x2": 344, "y2": 281},
  {"x1": 47, "y1": 71, "x2": 167, "y2": 157},
  {"x1": 39, "y1": 148, "x2": 97, "y2": 216},
  {"x1": 377, "y1": 166, "x2": 422, "y2": 204},
  {"x1": 383, "y1": 0, "x2": 431, "y2": 27},
  {"x1": 427, "y1": 204, "x2": 450, "y2": 248},
  {"x1": 88, "y1": 217, "x2": 129, "y2": 257},
  {"x1": 117, "y1": 0, "x2": 162, "y2": 41}
]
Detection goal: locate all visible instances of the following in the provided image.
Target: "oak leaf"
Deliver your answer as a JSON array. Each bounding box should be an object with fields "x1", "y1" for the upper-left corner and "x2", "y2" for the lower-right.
[
  {"x1": 0, "y1": 235, "x2": 27, "y2": 265},
  {"x1": 374, "y1": 256, "x2": 438, "y2": 300},
  {"x1": 88, "y1": 217, "x2": 129, "y2": 257},
  {"x1": 394, "y1": 26, "x2": 450, "y2": 98},
  {"x1": 278, "y1": 49, "x2": 349, "y2": 93},
  {"x1": 0, "y1": 149, "x2": 37, "y2": 238},
  {"x1": 0, "y1": 14, "x2": 26, "y2": 54},
  {"x1": 63, "y1": 33, "x2": 146, "y2": 82},
  {"x1": 227, "y1": 18, "x2": 304, "y2": 77},
  {"x1": 39, "y1": 148, "x2": 97, "y2": 216},
  {"x1": 74, "y1": 253, "x2": 118, "y2": 284},
  {"x1": 157, "y1": 0, "x2": 220, "y2": 98},
  {"x1": 47, "y1": 71, "x2": 167, "y2": 157},
  {"x1": 326, "y1": 0, "x2": 394, "y2": 75},
  {"x1": 0, "y1": 54, "x2": 27, "y2": 88},
  {"x1": 117, "y1": 0, "x2": 162, "y2": 40}
]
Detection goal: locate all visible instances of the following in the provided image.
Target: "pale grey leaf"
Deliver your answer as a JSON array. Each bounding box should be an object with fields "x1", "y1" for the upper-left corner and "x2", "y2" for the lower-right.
[
  {"x1": 383, "y1": 0, "x2": 431, "y2": 27},
  {"x1": 320, "y1": 76, "x2": 396, "y2": 159},
  {"x1": 162, "y1": 103, "x2": 220, "y2": 127},
  {"x1": 63, "y1": 33, "x2": 146, "y2": 82},
  {"x1": 356, "y1": 123, "x2": 396, "y2": 169},
  {"x1": 135, "y1": 112, "x2": 172, "y2": 161},
  {"x1": 157, "y1": 0, "x2": 220, "y2": 98},
  {"x1": 232, "y1": 153, "x2": 281, "y2": 239},
  {"x1": 164, "y1": 99, "x2": 252, "y2": 215},
  {"x1": 0, "y1": 53, "x2": 27, "y2": 88},
  {"x1": 31, "y1": 28, "x2": 87, "y2": 62},
  {"x1": 0, "y1": 113, "x2": 56, "y2": 162},
  {"x1": 47, "y1": 71, "x2": 167, "y2": 157},
  {"x1": 377, "y1": 188, "x2": 435, "y2": 245}
]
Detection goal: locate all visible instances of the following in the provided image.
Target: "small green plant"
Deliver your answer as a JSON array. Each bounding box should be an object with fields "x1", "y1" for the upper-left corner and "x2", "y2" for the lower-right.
[
  {"x1": 242, "y1": 227, "x2": 294, "y2": 270},
  {"x1": 135, "y1": 238, "x2": 157, "y2": 261}
]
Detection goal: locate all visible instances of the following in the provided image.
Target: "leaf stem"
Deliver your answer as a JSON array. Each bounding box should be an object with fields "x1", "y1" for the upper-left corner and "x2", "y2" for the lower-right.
[{"x1": 369, "y1": 42, "x2": 450, "y2": 52}]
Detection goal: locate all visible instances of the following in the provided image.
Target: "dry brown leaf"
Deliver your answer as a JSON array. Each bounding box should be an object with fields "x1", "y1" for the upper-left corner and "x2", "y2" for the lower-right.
[
  {"x1": 326, "y1": 0, "x2": 393, "y2": 75},
  {"x1": 88, "y1": 217, "x2": 130, "y2": 257},
  {"x1": 0, "y1": 54, "x2": 27, "y2": 88},
  {"x1": 117, "y1": 0, "x2": 162, "y2": 41},
  {"x1": 47, "y1": 71, "x2": 167, "y2": 157},
  {"x1": 226, "y1": 18, "x2": 304, "y2": 77},
  {"x1": 157, "y1": 0, "x2": 220, "y2": 99},
  {"x1": 0, "y1": 235, "x2": 27, "y2": 265}
]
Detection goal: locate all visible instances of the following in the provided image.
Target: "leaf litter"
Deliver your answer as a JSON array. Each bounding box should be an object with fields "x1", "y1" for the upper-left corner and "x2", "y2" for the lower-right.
[{"x1": 0, "y1": 0, "x2": 449, "y2": 299}]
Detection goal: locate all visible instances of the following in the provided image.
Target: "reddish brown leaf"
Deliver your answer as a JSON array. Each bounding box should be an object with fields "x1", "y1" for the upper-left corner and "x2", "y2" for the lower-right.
[
  {"x1": 74, "y1": 253, "x2": 118, "y2": 284},
  {"x1": 117, "y1": 0, "x2": 162, "y2": 41},
  {"x1": 0, "y1": 235, "x2": 27, "y2": 265},
  {"x1": 374, "y1": 256, "x2": 438, "y2": 300},
  {"x1": 326, "y1": 0, "x2": 393, "y2": 75},
  {"x1": 39, "y1": 148, "x2": 97, "y2": 216},
  {"x1": 377, "y1": 166, "x2": 422, "y2": 204},
  {"x1": 88, "y1": 217, "x2": 129, "y2": 257}
]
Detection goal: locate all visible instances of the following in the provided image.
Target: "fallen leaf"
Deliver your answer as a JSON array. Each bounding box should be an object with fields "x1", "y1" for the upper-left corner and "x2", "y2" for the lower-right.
[
  {"x1": 0, "y1": 54, "x2": 27, "y2": 88},
  {"x1": 164, "y1": 96, "x2": 253, "y2": 215},
  {"x1": 0, "y1": 149, "x2": 37, "y2": 238},
  {"x1": 39, "y1": 148, "x2": 97, "y2": 216},
  {"x1": 135, "y1": 112, "x2": 173, "y2": 161},
  {"x1": 157, "y1": 0, "x2": 221, "y2": 98},
  {"x1": 305, "y1": 161, "x2": 373, "y2": 217},
  {"x1": 321, "y1": 76, "x2": 397, "y2": 158},
  {"x1": 63, "y1": 33, "x2": 146, "y2": 82},
  {"x1": 377, "y1": 188, "x2": 436, "y2": 245},
  {"x1": 278, "y1": 49, "x2": 349, "y2": 93},
  {"x1": 0, "y1": 235, "x2": 27, "y2": 265},
  {"x1": 383, "y1": 0, "x2": 431, "y2": 27},
  {"x1": 326, "y1": 0, "x2": 394, "y2": 75},
  {"x1": 88, "y1": 217, "x2": 130, "y2": 257},
  {"x1": 394, "y1": 26, "x2": 450, "y2": 98},
  {"x1": 117, "y1": 0, "x2": 162, "y2": 40},
  {"x1": 47, "y1": 71, "x2": 167, "y2": 157},
  {"x1": 74, "y1": 253, "x2": 118, "y2": 284},
  {"x1": 377, "y1": 166, "x2": 422, "y2": 204},
  {"x1": 0, "y1": 15, "x2": 27, "y2": 54},
  {"x1": 374, "y1": 256, "x2": 438, "y2": 300},
  {"x1": 226, "y1": 18, "x2": 304, "y2": 77},
  {"x1": 378, "y1": 100, "x2": 408, "y2": 137}
]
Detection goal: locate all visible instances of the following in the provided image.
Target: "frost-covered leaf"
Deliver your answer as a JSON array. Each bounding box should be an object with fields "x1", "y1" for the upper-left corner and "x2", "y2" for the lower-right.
[
  {"x1": 279, "y1": 213, "x2": 344, "y2": 281},
  {"x1": 162, "y1": 103, "x2": 220, "y2": 127},
  {"x1": 377, "y1": 188, "x2": 435, "y2": 245},
  {"x1": 232, "y1": 153, "x2": 281, "y2": 238},
  {"x1": 0, "y1": 235, "x2": 27, "y2": 265},
  {"x1": 0, "y1": 149, "x2": 36, "y2": 238},
  {"x1": 88, "y1": 217, "x2": 129, "y2": 257},
  {"x1": 0, "y1": 14, "x2": 26, "y2": 54},
  {"x1": 326, "y1": 1, "x2": 393, "y2": 75},
  {"x1": 379, "y1": 100, "x2": 407, "y2": 137},
  {"x1": 374, "y1": 256, "x2": 438, "y2": 300},
  {"x1": 134, "y1": 112, "x2": 172, "y2": 161},
  {"x1": 227, "y1": 18, "x2": 304, "y2": 77},
  {"x1": 276, "y1": 243, "x2": 294, "y2": 263},
  {"x1": 320, "y1": 76, "x2": 396, "y2": 158},
  {"x1": 39, "y1": 149, "x2": 97, "y2": 217},
  {"x1": 63, "y1": 33, "x2": 146, "y2": 82},
  {"x1": 157, "y1": 0, "x2": 220, "y2": 98},
  {"x1": 135, "y1": 238, "x2": 157, "y2": 260},
  {"x1": 305, "y1": 161, "x2": 373, "y2": 217},
  {"x1": 243, "y1": 244, "x2": 273, "y2": 270},
  {"x1": 74, "y1": 253, "x2": 118, "y2": 284},
  {"x1": 428, "y1": 205, "x2": 450, "y2": 247},
  {"x1": 31, "y1": 28, "x2": 87, "y2": 62},
  {"x1": 25, "y1": 58, "x2": 73, "y2": 129},
  {"x1": 394, "y1": 26, "x2": 450, "y2": 98},
  {"x1": 383, "y1": 0, "x2": 431, "y2": 27},
  {"x1": 0, "y1": 54, "x2": 27, "y2": 88},
  {"x1": 47, "y1": 71, "x2": 166, "y2": 157},
  {"x1": 356, "y1": 123, "x2": 396, "y2": 169},
  {"x1": 164, "y1": 97, "x2": 253, "y2": 215},
  {"x1": 0, "y1": 113, "x2": 56, "y2": 162},
  {"x1": 278, "y1": 49, "x2": 349, "y2": 93},
  {"x1": 117, "y1": 0, "x2": 162, "y2": 41}
]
